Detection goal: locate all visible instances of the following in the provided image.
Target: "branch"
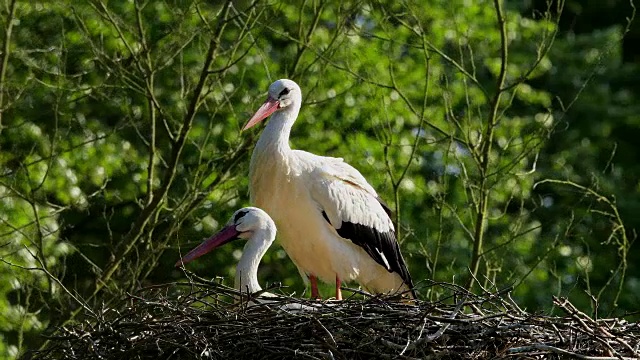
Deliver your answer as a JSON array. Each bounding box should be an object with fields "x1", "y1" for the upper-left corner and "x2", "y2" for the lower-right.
[
  {"x1": 0, "y1": 0, "x2": 17, "y2": 135},
  {"x1": 94, "y1": 0, "x2": 235, "y2": 296},
  {"x1": 466, "y1": 0, "x2": 509, "y2": 292}
]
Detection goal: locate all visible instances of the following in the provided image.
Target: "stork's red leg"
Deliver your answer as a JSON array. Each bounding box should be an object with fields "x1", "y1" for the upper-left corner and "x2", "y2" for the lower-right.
[
  {"x1": 335, "y1": 274, "x2": 342, "y2": 300},
  {"x1": 310, "y1": 274, "x2": 321, "y2": 299}
]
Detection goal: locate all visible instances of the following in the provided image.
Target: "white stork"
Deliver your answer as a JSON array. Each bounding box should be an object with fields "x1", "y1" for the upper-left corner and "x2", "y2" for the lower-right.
[
  {"x1": 175, "y1": 207, "x2": 276, "y2": 294},
  {"x1": 175, "y1": 207, "x2": 320, "y2": 311},
  {"x1": 243, "y1": 79, "x2": 416, "y2": 300}
]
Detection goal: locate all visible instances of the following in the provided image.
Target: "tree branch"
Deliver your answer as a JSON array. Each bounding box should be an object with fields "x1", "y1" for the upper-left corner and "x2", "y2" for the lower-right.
[
  {"x1": 467, "y1": 0, "x2": 508, "y2": 291},
  {"x1": 0, "y1": 0, "x2": 17, "y2": 135},
  {"x1": 94, "y1": 0, "x2": 235, "y2": 296}
]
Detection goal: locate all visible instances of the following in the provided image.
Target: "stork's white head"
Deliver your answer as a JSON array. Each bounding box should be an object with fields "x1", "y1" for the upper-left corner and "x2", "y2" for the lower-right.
[
  {"x1": 232, "y1": 207, "x2": 276, "y2": 240},
  {"x1": 242, "y1": 79, "x2": 302, "y2": 131},
  {"x1": 175, "y1": 207, "x2": 275, "y2": 267}
]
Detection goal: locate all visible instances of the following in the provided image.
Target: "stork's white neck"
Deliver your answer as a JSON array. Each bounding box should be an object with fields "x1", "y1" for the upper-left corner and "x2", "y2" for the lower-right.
[
  {"x1": 234, "y1": 227, "x2": 275, "y2": 294},
  {"x1": 254, "y1": 104, "x2": 300, "y2": 155}
]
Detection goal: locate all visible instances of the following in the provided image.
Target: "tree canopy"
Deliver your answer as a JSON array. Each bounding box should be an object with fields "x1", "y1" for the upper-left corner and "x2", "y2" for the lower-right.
[{"x1": 0, "y1": 0, "x2": 638, "y2": 357}]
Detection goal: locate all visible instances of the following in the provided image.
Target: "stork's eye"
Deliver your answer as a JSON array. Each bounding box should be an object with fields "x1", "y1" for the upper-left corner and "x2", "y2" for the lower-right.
[
  {"x1": 234, "y1": 209, "x2": 249, "y2": 223},
  {"x1": 279, "y1": 88, "x2": 290, "y2": 97}
]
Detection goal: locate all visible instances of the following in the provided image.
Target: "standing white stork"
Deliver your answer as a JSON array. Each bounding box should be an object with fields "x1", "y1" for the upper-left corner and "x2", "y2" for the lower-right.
[{"x1": 243, "y1": 79, "x2": 416, "y2": 300}]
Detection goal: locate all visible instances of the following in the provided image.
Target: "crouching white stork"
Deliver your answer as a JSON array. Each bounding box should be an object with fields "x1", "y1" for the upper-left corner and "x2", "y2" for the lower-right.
[
  {"x1": 175, "y1": 207, "x2": 276, "y2": 295},
  {"x1": 243, "y1": 79, "x2": 416, "y2": 300},
  {"x1": 175, "y1": 207, "x2": 319, "y2": 311}
]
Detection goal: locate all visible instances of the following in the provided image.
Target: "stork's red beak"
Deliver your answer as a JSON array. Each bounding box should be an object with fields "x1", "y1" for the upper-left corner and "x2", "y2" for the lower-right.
[
  {"x1": 242, "y1": 97, "x2": 280, "y2": 131},
  {"x1": 175, "y1": 225, "x2": 240, "y2": 267}
]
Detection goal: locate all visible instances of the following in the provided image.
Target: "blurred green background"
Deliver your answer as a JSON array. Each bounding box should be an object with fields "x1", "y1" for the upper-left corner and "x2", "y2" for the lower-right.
[{"x1": 0, "y1": 0, "x2": 638, "y2": 357}]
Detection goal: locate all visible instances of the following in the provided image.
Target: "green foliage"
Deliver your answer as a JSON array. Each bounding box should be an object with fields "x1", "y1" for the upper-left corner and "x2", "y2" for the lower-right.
[{"x1": 0, "y1": 0, "x2": 637, "y2": 358}]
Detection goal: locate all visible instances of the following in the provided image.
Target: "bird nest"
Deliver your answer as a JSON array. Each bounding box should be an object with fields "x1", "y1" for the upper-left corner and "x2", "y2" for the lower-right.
[{"x1": 29, "y1": 277, "x2": 640, "y2": 359}]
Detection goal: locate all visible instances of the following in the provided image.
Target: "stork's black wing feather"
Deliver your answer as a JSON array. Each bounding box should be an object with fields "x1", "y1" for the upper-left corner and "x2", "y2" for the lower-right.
[{"x1": 321, "y1": 209, "x2": 416, "y2": 298}]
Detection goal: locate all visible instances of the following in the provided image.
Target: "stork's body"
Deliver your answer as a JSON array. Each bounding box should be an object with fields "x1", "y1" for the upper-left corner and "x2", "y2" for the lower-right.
[{"x1": 245, "y1": 79, "x2": 416, "y2": 299}]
